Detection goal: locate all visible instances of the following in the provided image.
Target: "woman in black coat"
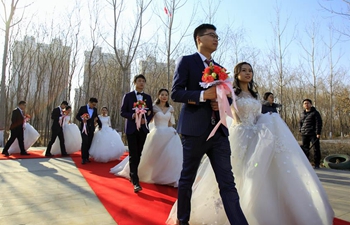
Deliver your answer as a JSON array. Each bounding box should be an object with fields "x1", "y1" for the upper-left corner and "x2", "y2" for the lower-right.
[{"x1": 261, "y1": 92, "x2": 281, "y2": 114}]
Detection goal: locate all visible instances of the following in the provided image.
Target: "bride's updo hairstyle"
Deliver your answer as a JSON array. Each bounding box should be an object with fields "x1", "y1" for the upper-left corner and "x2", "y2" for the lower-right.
[
  {"x1": 65, "y1": 106, "x2": 71, "y2": 111},
  {"x1": 233, "y1": 61, "x2": 258, "y2": 99},
  {"x1": 155, "y1": 88, "x2": 170, "y2": 107}
]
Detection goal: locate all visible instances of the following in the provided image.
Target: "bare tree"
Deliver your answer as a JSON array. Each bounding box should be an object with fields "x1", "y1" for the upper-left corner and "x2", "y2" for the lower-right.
[
  {"x1": 298, "y1": 19, "x2": 327, "y2": 107},
  {"x1": 0, "y1": 0, "x2": 24, "y2": 144},
  {"x1": 157, "y1": 0, "x2": 198, "y2": 89},
  {"x1": 268, "y1": 4, "x2": 296, "y2": 120},
  {"x1": 325, "y1": 24, "x2": 343, "y2": 138}
]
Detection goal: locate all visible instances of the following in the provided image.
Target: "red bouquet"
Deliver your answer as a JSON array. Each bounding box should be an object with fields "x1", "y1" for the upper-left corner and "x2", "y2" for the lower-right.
[
  {"x1": 133, "y1": 100, "x2": 148, "y2": 130},
  {"x1": 133, "y1": 100, "x2": 147, "y2": 109},
  {"x1": 81, "y1": 113, "x2": 90, "y2": 135},
  {"x1": 24, "y1": 114, "x2": 31, "y2": 123},
  {"x1": 199, "y1": 62, "x2": 236, "y2": 140},
  {"x1": 201, "y1": 62, "x2": 229, "y2": 85}
]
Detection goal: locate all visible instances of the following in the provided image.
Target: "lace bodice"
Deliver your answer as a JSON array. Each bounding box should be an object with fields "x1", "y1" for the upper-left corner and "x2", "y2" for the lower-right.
[
  {"x1": 231, "y1": 91, "x2": 261, "y2": 126},
  {"x1": 153, "y1": 105, "x2": 175, "y2": 128},
  {"x1": 98, "y1": 115, "x2": 111, "y2": 128}
]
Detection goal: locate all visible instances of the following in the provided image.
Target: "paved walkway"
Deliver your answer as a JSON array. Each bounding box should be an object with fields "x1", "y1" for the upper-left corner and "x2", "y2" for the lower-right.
[
  {"x1": 316, "y1": 168, "x2": 350, "y2": 221},
  {"x1": 0, "y1": 152, "x2": 349, "y2": 224},
  {"x1": 0, "y1": 157, "x2": 116, "y2": 225}
]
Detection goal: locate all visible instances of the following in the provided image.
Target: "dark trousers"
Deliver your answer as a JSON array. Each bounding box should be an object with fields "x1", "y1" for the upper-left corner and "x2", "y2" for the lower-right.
[
  {"x1": 177, "y1": 126, "x2": 248, "y2": 224},
  {"x1": 81, "y1": 129, "x2": 94, "y2": 160},
  {"x1": 126, "y1": 130, "x2": 147, "y2": 185},
  {"x1": 3, "y1": 129, "x2": 25, "y2": 153},
  {"x1": 302, "y1": 134, "x2": 321, "y2": 166},
  {"x1": 46, "y1": 127, "x2": 67, "y2": 155}
]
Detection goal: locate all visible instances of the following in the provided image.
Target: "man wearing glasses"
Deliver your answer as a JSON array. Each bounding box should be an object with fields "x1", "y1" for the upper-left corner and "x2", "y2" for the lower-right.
[{"x1": 170, "y1": 24, "x2": 248, "y2": 225}]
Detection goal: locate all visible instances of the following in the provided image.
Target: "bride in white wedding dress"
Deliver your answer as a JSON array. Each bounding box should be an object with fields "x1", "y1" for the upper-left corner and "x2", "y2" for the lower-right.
[
  {"x1": 110, "y1": 89, "x2": 183, "y2": 187},
  {"x1": 8, "y1": 114, "x2": 40, "y2": 154},
  {"x1": 89, "y1": 107, "x2": 126, "y2": 162},
  {"x1": 46, "y1": 106, "x2": 82, "y2": 155},
  {"x1": 167, "y1": 62, "x2": 334, "y2": 225}
]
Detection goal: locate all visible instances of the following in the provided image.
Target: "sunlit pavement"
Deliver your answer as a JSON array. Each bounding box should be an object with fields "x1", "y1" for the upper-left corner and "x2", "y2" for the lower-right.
[
  {"x1": 0, "y1": 153, "x2": 117, "y2": 225},
  {"x1": 315, "y1": 168, "x2": 350, "y2": 221},
  {"x1": 0, "y1": 147, "x2": 349, "y2": 224}
]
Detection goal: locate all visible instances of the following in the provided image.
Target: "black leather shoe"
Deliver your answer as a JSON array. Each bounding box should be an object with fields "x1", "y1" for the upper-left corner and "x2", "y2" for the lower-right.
[
  {"x1": 61, "y1": 153, "x2": 69, "y2": 157},
  {"x1": 81, "y1": 159, "x2": 87, "y2": 164},
  {"x1": 134, "y1": 184, "x2": 142, "y2": 193},
  {"x1": 2, "y1": 151, "x2": 9, "y2": 156},
  {"x1": 20, "y1": 152, "x2": 30, "y2": 155},
  {"x1": 86, "y1": 159, "x2": 91, "y2": 163},
  {"x1": 45, "y1": 153, "x2": 53, "y2": 157},
  {"x1": 178, "y1": 221, "x2": 190, "y2": 225}
]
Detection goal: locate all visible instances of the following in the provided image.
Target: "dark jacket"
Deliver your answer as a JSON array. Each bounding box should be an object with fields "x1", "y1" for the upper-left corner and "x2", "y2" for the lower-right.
[
  {"x1": 121, "y1": 91, "x2": 153, "y2": 135},
  {"x1": 9, "y1": 108, "x2": 24, "y2": 131},
  {"x1": 76, "y1": 105, "x2": 102, "y2": 132},
  {"x1": 261, "y1": 101, "x2": 281, "y2": 114},
  {"x1": 299, "y1": 107, "x2": 322, "y2": 136},
  {"x1": 171, "y1": 53, "x2": 232, "y2": 136}
]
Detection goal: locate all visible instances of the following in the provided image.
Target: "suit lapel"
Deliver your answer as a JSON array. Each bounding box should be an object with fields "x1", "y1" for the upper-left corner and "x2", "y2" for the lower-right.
[
  {"x1": 132, "y1": 91, "x2": 137, "y2": 103},
  {"x1": 193, "y1": 53, "x2": 205, "y2": 71}
]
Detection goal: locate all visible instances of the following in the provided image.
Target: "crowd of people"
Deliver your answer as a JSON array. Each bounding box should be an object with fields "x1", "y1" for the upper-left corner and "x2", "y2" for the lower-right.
[{"x1": 1, "y1": 23, "x2": 333, "y2": 225}]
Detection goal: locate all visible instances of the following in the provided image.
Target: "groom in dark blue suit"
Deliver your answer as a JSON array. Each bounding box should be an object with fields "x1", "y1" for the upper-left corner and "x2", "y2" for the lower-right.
[
  {"x1": 121, "y1": 74, "x2": 153, "y2": 193},
  {"x1": 171, "y1": 24, "x2": 248, "y2": 225}
]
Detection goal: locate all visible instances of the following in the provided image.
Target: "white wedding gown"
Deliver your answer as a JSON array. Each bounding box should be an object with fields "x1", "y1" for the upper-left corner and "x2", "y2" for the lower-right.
[
  {"x1": 110, "y1": 105, "x2": 183, "y2": 187},
  {"x1": 46, "y1": 116, "x2": 82, "y2": 155},
  {"x1": 8, "y1": 123, "x2": 40, "y2": 154},
  {"x1": 167, "y1": 91, "x2": 334, "y2": 225},
  {"x1": 89, "y1": 115, "x2": 126, "y2": 162}
]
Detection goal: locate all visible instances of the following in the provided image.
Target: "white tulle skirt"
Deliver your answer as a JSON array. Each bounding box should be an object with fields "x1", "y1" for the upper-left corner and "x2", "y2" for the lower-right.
[
  {"x1": 89, "y1": 127, "x2": 126, "y2": 163},
  {"x1": 8, "y1": 123, "x2": 40, "y2": 154},
  {"x1": 110, "y1": 126, "x2": 183, "y2": 187},
  {"x1": 47, "y1": 123, "x2": 82, "y2": 155},
  {"x1": 167, "y1": 113, "x2": 334, "y2": 225}
]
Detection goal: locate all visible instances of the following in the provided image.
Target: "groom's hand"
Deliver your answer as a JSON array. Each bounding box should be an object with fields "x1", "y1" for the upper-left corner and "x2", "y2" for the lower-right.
[
  {"x1": 141, "y1": 118, "x2": 145, "y2": 124},
  {"x1": 203, "y1": 86, "x2": 217, "y2": 100},
  {"x1": 210, "y1": 101, "x2": 219, "y2": 111}
]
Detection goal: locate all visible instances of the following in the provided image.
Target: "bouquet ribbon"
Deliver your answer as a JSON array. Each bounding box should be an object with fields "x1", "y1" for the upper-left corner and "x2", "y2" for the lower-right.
[
  {"x1": 135, "y1": 108, "x2": 148, "y2": 130},
  {"x1": 207, "y1": 80, "x2": 237, "y2": 140},
  {"x1": 82, "y1": 122, "x2": 88, "y2": 135}
]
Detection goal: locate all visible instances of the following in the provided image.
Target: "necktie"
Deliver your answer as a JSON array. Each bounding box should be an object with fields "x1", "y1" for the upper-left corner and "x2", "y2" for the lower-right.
[{"x1": 204, "y1": 59, "x2": 212, "y2": 66}]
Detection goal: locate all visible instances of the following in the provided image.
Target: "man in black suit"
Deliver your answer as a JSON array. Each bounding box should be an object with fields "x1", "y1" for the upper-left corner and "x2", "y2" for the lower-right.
[
  {"x1": 45, "y1": 101, "x2": 69, "y2": 157},
  {"x1": 121, "y1": 74, "x2": 153, "y2": 193},
  {"x1": 76, "y1": 97, "x2": 102, "y2": 164},
  {"x1": 171, "y1": 24, "x2": 248, "y2": 225},
  {"x1": 2, "y1": 101, "x2": 29, "y2": 156}
]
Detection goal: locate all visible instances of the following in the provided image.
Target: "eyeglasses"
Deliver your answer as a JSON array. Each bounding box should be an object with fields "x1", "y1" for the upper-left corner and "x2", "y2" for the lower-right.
[{"x1": 200, "y1": 33, "x2": 220, "y2": 41}]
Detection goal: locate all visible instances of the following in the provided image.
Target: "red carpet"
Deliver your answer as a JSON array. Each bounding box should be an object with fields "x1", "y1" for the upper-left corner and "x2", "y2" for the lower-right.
[
  {"x1": 71, "y1": 153, "x2": 178, "y2": 225},
  {"x1": 335, "y1": 218, "x2": 350, "y2": 225},
  {"x1": 72, "y1": 153, "x2": 349, "y2": 225}
]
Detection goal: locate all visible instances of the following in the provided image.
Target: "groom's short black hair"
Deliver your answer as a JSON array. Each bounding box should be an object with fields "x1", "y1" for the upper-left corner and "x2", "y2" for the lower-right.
[
  {"x1": 193, "y1": 24, "x2": 216, "y2": 48},
  {"x1": 89, "y1": 97, "x2": 98, "y2": 103},
  {"x1": 61, "y1": 101, "x2": 69, "y2": 106},
  {"x1": 133, "y1": 74, "x2": 146, "y2": 83}
]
